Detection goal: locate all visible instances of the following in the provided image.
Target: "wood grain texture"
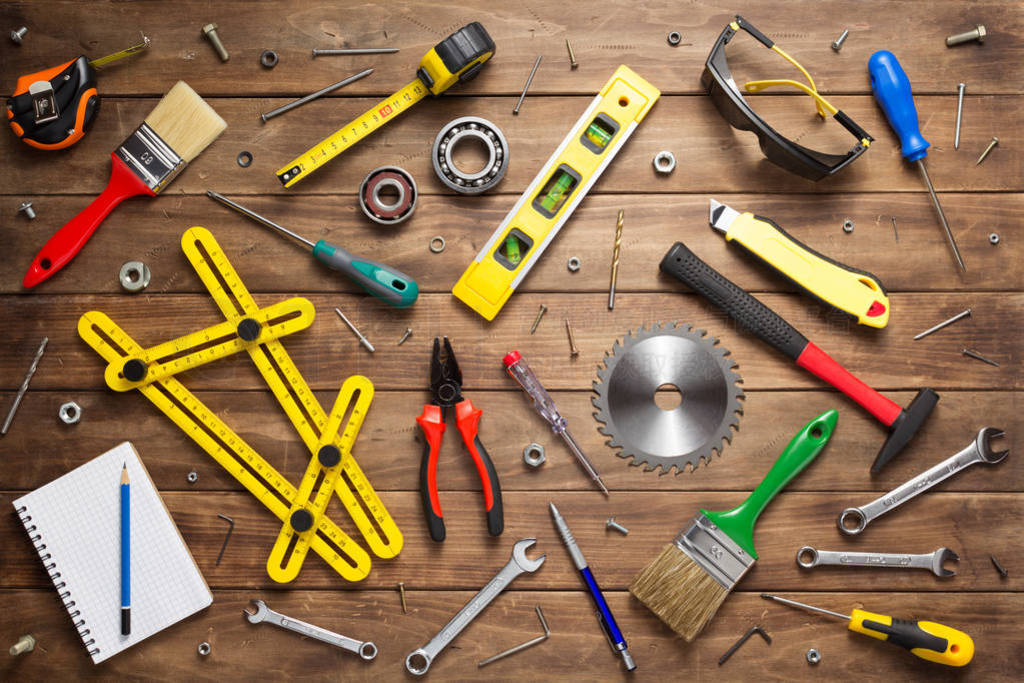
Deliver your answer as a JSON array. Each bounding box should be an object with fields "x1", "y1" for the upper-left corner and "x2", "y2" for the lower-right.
[{"x1": 0, "y1": 0, "x2": 1019, "y2": 679}]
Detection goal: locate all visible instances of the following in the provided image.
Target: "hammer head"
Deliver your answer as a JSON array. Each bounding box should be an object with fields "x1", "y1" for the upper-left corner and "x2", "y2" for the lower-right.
[{"x1": 871, "y1": 388, "x2": 939, "y2": 473}]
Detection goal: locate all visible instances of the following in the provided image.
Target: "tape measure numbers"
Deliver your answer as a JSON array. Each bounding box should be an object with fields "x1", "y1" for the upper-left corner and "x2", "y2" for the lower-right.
[
  {"x1": 452, "y1": 65, "x2": 660, "y2": 320},
  {"x1": 276, "y1": 22, "x2": 495, "y2": 188}
]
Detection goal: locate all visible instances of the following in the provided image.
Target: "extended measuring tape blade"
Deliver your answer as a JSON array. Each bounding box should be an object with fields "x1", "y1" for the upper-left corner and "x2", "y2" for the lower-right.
[
  {"x1": 77, "y1": 311, "x2": 373, "y2": 581},
  {"x1": 182, "y1": 226, "x2": 403, "y2": 559},
  {"x1": 274, "y1": 21, "x2": 496, "y2": 188},
  {"x1": 452, "y1": 65, "x2": 660, "y2": 320},
  {"x1": 267, "y1": 375, "x2": 373, "y2": 583}
]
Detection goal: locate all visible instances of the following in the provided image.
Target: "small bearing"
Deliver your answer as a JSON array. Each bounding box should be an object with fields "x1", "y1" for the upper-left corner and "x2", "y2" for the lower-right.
[
  {"x1": 432, "y1": 116, "x2": 509, "y2": 195},
  {"x1": 198, "y1": 641, "x2": 211, "y2": 656},
  {"x1": 989, "y1": 232, "x2": 1000, "y2": 245},
  {"x1": 523, "y1": 443, "x2": 546, "y2": 467},
  {"x1": 259, "y1": 50, "x2": 278, "y2": 68},
  {"x1": 187, "y1": 471, "x2": 199, "y2": 484},
  {"x1": 59, "y1": 401, "x2": 82, "y2": 425},
  {"x1": 567, "y1": 256, "x2": 581, "y2": 272},
  {"x1": 119, "y1": 261, "x2": 150, "y2": 293},
  {"x1": 359, "y1": 166, "x2": 417, "y2": 225},
  {"x1": 667, "y1": 31, "x2": 682, "y2": 46},
  {"x1": 237, "y1": 151, "x2": 253, "y2": 168},
  {"x1": 806, "y1": 648, "x2": 821, "y2": 665},
  {"x1": 653, "y1": 151, "x2": 676, "y2": 174},
  {"x1": 843, "y1": 219, "x2": 854, "y2": 233},
  {"x1": 429, "y1": 236, "x2": 446, "y2": 253}
]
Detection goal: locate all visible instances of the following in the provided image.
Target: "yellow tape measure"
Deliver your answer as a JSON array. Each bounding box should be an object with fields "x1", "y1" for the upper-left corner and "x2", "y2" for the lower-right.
[
  {"x1": 452, "y1": 65, "x2": 660, "y2": 320},
  {"x1": 276, "y1": 22, "x2": 495, "y2": 188}
]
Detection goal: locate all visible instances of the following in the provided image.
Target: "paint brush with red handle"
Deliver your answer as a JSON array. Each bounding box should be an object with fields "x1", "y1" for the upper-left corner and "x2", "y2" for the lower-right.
[{"x1": 22, "y1": 81, "x2": 226, "y2": 288}]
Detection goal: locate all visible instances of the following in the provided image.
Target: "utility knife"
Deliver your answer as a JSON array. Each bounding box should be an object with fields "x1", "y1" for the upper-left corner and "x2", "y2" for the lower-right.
[{"x1": 709, "y1": 199, "x2": 890, "y2": 328}]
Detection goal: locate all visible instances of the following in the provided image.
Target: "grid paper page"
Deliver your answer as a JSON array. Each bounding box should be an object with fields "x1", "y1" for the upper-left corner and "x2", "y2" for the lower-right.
[{"x1": 13, "y1": 441, "x2": 212, "y2": 664}]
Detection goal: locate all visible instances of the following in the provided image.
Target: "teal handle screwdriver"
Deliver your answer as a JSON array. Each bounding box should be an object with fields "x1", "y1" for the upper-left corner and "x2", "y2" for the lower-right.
[
  {"x1": 868, "y1": 51, "x2": 966, "y2": 272},
  {"x1": 207, "y1": 190, "x2": 419, "y2": 307}
]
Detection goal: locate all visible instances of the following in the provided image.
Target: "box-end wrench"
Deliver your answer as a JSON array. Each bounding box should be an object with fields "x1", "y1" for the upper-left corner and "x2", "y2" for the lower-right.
[
  {"x1": 243, "y1": 599, "x2": 377, "y2": 660},
  {"x1": 405, "y1": 538, "x2": 546, "y2": 676},
  {"x1": 838, "y1": 427, "x2": 1008, "y2": 535},
  {"x1": 797, "y1": 546, "x2": 959, "y2": 577}
]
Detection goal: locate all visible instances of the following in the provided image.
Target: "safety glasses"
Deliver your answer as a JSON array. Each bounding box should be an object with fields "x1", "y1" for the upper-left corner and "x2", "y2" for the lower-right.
[{"x1": 701, "y1": 16, "x2": 873, "y2": 180}]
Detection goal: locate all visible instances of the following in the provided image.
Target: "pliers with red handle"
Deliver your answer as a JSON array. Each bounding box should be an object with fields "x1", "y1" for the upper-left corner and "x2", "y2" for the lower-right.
[{"x1": 416, "y1": 337, "x2": 503, "y2": 542}]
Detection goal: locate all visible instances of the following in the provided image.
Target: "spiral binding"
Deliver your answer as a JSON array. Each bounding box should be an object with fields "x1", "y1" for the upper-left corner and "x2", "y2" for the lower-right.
[{"x1": 18, "y1": 505, "x2": 100, "y2": 656}]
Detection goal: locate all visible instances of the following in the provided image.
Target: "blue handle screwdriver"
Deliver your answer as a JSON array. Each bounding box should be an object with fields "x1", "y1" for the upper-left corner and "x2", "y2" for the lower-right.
[{"x1": 868, "y1": 50, "x2": 966, "y2": 272}]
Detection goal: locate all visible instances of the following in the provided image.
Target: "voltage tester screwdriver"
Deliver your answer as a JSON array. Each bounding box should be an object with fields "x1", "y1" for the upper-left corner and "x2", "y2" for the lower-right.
[
  {"x1": 206, "y1": 191, "x2": 419, "y2": 308},
  {"x1": 761, "y1": 594, "x2": 974, "y2": 667},
  {"x1": 869, "y1": 50, "x2": 966, "y2": 272}
]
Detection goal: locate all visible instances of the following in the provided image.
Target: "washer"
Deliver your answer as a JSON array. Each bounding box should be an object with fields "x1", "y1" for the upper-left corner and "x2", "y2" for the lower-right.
[
  {"x1": 989, "y1": 232, "x2": 1000, "y2": 245},
  {"x1": 431, "y1": 116, "x2": 508, "y2": 194},
  {"x1": 667, "y1": 31, "x2": 682, "y2": 46},
  {"x1": 198, "y1": 642, "x2": 211, "y2": 656},
  {"x1": 429, "y1": 236, "x2": 446, "y2": 253},
  {"x1": 119, "y1": 261, "x2": 150, "y2": 292},
  {"x1": 359, "y1": 166, "x2": 417, "y2": 225},
  {"x1": 653, "y1": 150, "x2": 676, "y2": 173},
  {"x1": 237, "y1": 151, "x2": 253, "y2": 168},
  {"x1": 260, "y1": 50, "x2": 278, "y2": 68}
]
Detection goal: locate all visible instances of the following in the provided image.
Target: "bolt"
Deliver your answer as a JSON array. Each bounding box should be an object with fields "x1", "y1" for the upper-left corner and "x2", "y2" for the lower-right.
[
  {"x1": 398, "y1": 582, "x2": 408, "y2": 614},
  {"x1": 606, "y1": 517, "x2": 629, "y2": 535},
  {"x1": 565, "y1": 318, "x2": 579, "y2": 357},
  {"x1": 10, "y1": 27, "x2": 27, "y2": 45},
  {"x1": 9, "y1": 634, "x2": 35, "y2": 655},
  {"x1": 962, "y1": 348, "x2": 999, "y2": 367},
  {"x1": 397, "y1": 327, "x2": 413, "y2": 345},
  {"x1": 831, "y1": 29, "x2": 850, "y2": 51},
  {"x1": 946, "y1": 24, "x2": 986, "y2": 47},
  {"x1": 530, "y1": 304, "x2": 548, "y2": 334},
  {"x1": 202, "y1": 23, "x2": 229, "y2": 62},
  {"x1": 17, "y1": 201, "x2": 35, "y2": 220},
  {"x1": 565, "y1": 39, "x2": 578, "y2": 69},
  {"x1": 976, "y1": 136, "x2": 999, "y2": 165},
  {"x1": 954, "y1": 83, "x2": 966, "y2": 149}
]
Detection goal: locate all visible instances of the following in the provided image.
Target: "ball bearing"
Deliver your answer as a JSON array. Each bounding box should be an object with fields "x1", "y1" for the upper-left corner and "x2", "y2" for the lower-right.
[
  {"x1": 359, "y1": 166, "x2": 417, "y2": 225},
  {"x1": 432, "y1": 117, "x2": 508, "y2": 195}
]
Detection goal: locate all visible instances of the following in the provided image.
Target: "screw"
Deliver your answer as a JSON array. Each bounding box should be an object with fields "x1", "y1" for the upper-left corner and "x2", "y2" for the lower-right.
[
  {"x1": 954, "y1": 83, "x2": 966, "y2": 149},
  {"x1": 606, "y1": 517, "x2": 629, "y2": 535},
  {"x1": 831, "y1": 29, "x2": 850, "y2": 51},
  {"x1": 565, "y1": 39, "x2": 578, "y2": 69},
  {"x1": 202, "y1": 23, "x2": 229, "y2": 62},
  {"x1": 398, "y1": 582, "x2": 408, "y2": 614},
  {"x1": 530, "y1": 304, "x2": 548, "y2": 334},
  {"x1": 976, "y1": 136, "x2": 998, "y2": 165},
  {"x1": 843, "y1": 219, "x2": 854, "y2": 233},
  {"x1": 989, "y1": 233, "x2": 1000, "y2": 245},
  {"x1": 9, "y1": 635, "x2": 35, "y2": 656},
  {"x1": 913, "y1": 308, "x2": 971, "y2": 340},
  {"x1": 946, "y1": 24, "x2": 986, "y2": 47},
  {"x1": 334, "y1": 307, "x2": 374, "y2": 352},
  {"x1": 890, "y1": 216, "x2": 899, "y2": 242},
  {"x1": 990, "y1": 554, "x2": 1008, "y2": 578},
  {"x1": 397, "y1": 327, "x2": 413, "y2": 345},
  {"x1": 10, "y1": 26, "x2": 27, "y2": 45},
  {"x1": 565, "y1": 318, "x2": 579, "y2": 357},
  {"x1": 962, "y1": 348, "x2": 999, "y2": 367},
  {"x1": 513, "y1": 56, "x2": 542, "y2": 115},
  {"x1": 17, "y1": 201, "x2": 35, "y2": 220}
]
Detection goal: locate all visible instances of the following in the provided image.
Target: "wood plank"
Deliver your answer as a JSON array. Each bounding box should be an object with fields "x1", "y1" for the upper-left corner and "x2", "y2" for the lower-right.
[
  {"x1": 4, "y1": 193, "x2": 1021, "y2": 295},
  {"x1": 0, "y1": 588, "x2": 1019, "y2": 679},
  {"x1": 2, "y1": 1, "x2": 1021, "y2": 96},
  {"x1": 1, "y1": 292, "x2": 1018, "y2": 391},
  {"x1": 2, "y1": 491, "x2": 1020, "y2": 591},
  {"x1": 2, "y1": 94, "x2": 1021, "y2": 197},
  {"x1": 0, "y1": 390, "x2": 1017, "y2": 494}
]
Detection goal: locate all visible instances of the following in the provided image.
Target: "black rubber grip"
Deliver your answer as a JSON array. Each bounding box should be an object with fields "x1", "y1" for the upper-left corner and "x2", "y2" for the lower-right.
[
  {"x1": 736, "y1": 15, "x2": 774, "y2": 49},
  {"x1": 418, "y1": 437, "x2": 446, "y2": 543},
  {"x1": 863, "y1": 618, "x2": 948, "y2": 654},
  {"x1": 660, "y1": 242, "x2": 809, "y2": 360}
]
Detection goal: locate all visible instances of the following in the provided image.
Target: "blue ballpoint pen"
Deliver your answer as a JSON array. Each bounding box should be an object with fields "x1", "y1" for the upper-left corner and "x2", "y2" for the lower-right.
[{"x1": 549, "y1": 502, "x2": 635, "y2": 671}]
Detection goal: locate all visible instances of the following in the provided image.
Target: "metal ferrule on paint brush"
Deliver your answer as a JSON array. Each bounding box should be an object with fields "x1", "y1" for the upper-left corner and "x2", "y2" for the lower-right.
[
  {"x1": 114, "y1": 122, "x2": 185, "y2": 193},
  {"x1": 674, "y1": 513, "x2": 755, "y2": 589}
]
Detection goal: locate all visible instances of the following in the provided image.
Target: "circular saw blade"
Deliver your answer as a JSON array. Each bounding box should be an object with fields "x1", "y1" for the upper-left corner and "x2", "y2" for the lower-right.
[{"x1": 592, "y1": 322, "x2": 744, "y2": 474}]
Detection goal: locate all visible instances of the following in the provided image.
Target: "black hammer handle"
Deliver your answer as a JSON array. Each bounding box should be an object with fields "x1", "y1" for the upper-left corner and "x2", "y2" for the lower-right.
[{"x1": 660, "y1": 242, "x2": 809, "y2": 360}]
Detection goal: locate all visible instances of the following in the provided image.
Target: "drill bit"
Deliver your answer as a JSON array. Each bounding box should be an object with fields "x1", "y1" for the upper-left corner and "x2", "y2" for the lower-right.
[
  {"x1": 2, "y1": 337, "x2": 48, "y2": 435},
  {"x1": 608, "y1": 209, "x2": 623, "y2": 310}
]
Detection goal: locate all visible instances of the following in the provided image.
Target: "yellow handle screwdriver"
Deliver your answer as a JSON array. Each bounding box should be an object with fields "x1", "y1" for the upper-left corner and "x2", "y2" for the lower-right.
[{"x1": 761, "y1": 594, "x2": 974, "y2": 667}]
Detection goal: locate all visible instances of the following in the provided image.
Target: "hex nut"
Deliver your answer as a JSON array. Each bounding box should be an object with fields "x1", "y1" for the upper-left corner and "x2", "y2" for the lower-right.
[
  {"x1": 567, "y1": 256, "x2": 581, "y2": 272},
  {"x1": 259, "y1": 50, "x2": 278, "y2": 68},
  {"x1": 237, "y1": 151, "x2": 253, "y2": 168},
  {"x1": 187, "y1": 471, "x2": 199, "y2": 484},
  {"x1": 989, "y1": 233, "x2": 1000, "y2": 245},
  {"x1": 198, "y1": 641, "x2": 211, "y2": 656},
  {"x1": 653, "y1": 151, "x2": 676, "y2": 174},
  {"x1": 119, "y1": 261, "x2": 151, "y2": 293},
  {"x1": 806, "y1": 648, "x2": 821, "y2": 664},
  {"x1": 59, "y1": 401, "x2": 82, "y2": 425},
  {"x1": 843, "y1": 219, "x2": 854, "y2": 233},
  {"x1": 523, "y1": 443, "x2": 546, "y2": 467},
  {"x1": 667, "y1": 31, "x2": 682, "y2": 46}
]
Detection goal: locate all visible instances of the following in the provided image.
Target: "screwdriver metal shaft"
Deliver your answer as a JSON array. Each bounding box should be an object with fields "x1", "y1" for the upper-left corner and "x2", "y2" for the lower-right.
[{"x1": 916, "y1": 160, "x2": 966, "y2": 272}]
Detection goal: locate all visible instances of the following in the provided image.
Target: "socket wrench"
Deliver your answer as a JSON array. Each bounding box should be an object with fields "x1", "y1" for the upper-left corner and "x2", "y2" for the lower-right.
[
  {"x1": 243, "y1": 599, "x2": 377, "y2": 660},
  {"x1": 838, "y1": 427, "x2": 1008, "y2": 535},
  {"x1": 797, "y1": 546, "x2": 959, "y2": 577},
  {"x1": 405, "y1": 538, "x2": 546, "y2": 675}
]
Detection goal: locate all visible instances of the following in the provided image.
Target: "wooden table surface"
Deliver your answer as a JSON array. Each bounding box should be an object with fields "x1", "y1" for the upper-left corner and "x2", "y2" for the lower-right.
[{"x1": 2, "y1": 1, "x2": 1021, "y2": 680}]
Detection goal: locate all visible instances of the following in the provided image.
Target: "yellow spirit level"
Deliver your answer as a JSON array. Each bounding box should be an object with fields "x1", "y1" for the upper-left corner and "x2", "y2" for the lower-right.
[
  {"x1": 452, "y1": 65, "x2": 659, "y2": 320},
  {"x1": 276, "y1": 22, "x2": 495, "y2": 188}
]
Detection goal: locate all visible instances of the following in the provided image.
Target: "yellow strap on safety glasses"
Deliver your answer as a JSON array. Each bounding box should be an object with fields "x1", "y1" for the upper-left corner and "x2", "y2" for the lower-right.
[
  {"x1": 770, "y1": 45, "x2": 827, "y2": 117},
  {"x1": 743, "y1": 79, "x2": 839, "y2": 116}
]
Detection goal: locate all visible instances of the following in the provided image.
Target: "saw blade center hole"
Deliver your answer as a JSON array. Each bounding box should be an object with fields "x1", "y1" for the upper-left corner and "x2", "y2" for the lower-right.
[{"x1": 653, "y1": 383, "x2": 684, "y2": 411}]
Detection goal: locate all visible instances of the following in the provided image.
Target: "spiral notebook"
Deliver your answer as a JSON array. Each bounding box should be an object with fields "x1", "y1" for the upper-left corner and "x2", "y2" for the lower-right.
[{"x1": 14, "y1": 441, "x2": 211, "y2": 664}]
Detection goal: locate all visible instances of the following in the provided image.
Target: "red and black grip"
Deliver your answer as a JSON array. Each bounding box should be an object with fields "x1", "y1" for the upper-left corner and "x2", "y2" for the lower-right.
[
  {"x1": 416, "y1": 404, "x2": 447, "y2": 542},
  {"x1": 454, "y1": 399, "x2": 503, "y2": 537}
]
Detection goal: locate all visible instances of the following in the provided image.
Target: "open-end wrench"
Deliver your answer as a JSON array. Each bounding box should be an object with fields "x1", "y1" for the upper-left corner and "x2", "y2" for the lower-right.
[
  {"x1": 405, "y1": 538, "x2": 546, "y2": 676},
  {"x1": 243, "y1": 599, "x2": 377, "y2": 660},
  {"x1": 838, "y1": 427, "x2": 1008, "y2": 535},
  {"x1": 797, "y1": 546, "x2": 959, "y2": 577}
]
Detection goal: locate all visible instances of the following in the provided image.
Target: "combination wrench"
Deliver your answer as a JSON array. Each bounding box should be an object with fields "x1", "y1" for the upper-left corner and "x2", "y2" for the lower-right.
[
  {"x1": 405, "y1": 538, "x2": 546, "y2": 675},
  {"x1": 838, "y1": 427, "x2": 1008, "y2": 535},
  {"x1": 797, "y1": 546, "x2": 959, "y2": 577},
  {"x1": 243, "y1": 599, "x2": 377, "y2": 660}
]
